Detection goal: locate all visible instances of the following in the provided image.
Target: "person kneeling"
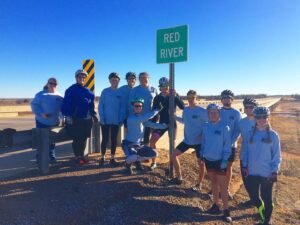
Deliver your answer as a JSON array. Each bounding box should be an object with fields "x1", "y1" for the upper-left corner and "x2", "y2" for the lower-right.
[{"x1": 122, "y1": 98, "x2": 167, "y2": 174}]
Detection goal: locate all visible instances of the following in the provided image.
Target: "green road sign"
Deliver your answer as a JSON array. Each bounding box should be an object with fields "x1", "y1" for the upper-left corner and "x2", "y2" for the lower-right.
[{"x1": 156, "y1": 25, "x2": 188, "y2": 64}]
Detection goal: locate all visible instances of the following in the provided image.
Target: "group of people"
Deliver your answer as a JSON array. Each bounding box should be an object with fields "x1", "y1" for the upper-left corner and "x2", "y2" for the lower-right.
[{"x1": 31, "y1": 69, "x2": 281, "y2": 225}]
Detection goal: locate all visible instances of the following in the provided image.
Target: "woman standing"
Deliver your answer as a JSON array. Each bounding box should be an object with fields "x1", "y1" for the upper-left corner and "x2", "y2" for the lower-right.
[
  {"x1": 242, "y1": 107, "x2": 281, "y2": 225},
  {"x1": 31, "y1": 77, "x2": 63, "y2": 163},
  {"x1": 98, "y1": 72, "x2": 122, "y2": 167},
  {"x1": 199, "y1": 103, "x2": 232, "y2": 223}
]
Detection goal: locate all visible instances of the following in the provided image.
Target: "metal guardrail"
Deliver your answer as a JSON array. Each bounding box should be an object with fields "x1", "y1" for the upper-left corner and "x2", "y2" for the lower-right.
[{"x1": 0, "y1": 123, "x2": 100, "y2": 174}]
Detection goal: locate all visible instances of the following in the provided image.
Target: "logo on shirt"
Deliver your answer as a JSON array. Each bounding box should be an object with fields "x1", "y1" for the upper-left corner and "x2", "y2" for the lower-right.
[
  {"x1": 192, "y1": 115, "x2": 198, "y2": 119},
  {"x1": 84, "y1": 98, "x2": 91, "y2": 104},
  {"x1": 215, "y1": 130, "x2": 221, "y2": 135},
  {"x1": 229, "y1": 116, "x2": 235, "y2": 120}
]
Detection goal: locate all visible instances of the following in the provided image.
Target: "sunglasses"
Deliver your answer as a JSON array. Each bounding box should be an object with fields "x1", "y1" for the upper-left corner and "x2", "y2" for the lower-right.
[
  {"x1": 48, "y1": 82, "x2": 57, "y2": 86},
  {"x1": 255, "y1": 116, "x2": 268, "y2": 120},
  {"x1": 77, "y1": 75, "x2": 87, "y2": 79},
  {"x1": 134, "y1": 105, "x2": 143, "y2": 108},
  {"x1": 244, "y1": 106, "x2": 255, "y2": 109}
]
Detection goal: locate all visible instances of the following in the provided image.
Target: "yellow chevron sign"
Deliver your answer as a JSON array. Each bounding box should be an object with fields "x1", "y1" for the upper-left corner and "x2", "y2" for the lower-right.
[{"x1": 82, "y1": 59, "x2": 95, "y2": 93}]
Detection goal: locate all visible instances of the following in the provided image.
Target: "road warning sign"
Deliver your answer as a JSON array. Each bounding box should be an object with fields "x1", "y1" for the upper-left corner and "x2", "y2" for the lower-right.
[{"x1": 82, "y1": 59, "x2": 95, "y2": 93}]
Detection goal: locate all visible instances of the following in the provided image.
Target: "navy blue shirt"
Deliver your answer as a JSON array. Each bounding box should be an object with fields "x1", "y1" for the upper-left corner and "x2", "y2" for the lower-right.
[{"x1": 61, "y1": 83, "x2": 96, "y2": 119}]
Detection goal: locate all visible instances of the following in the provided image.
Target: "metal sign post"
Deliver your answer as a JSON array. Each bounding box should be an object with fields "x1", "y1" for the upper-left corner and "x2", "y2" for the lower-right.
[
  {"x1": 168, "y1": 63, "x2": 175, "y2": 178},
  {"x1": 156, "y1": 25, "x2": 188, "y2": 178}
]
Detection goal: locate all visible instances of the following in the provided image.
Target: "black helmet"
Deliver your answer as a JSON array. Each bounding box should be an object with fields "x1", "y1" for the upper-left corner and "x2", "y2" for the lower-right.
[
  {"x1": 125, "y1": 72, "x2": 136, "y2": 80},
  {"x1": 108, "y1": 72, "x2": 120, "y2": 80},
  {"x1": 131, "y1": 97, "x2": 144, "y2": 105},
  {"x1": 158, "y1": 77, "x2": 169, "y2": 87},
  {"x1": 243, "y1": 97, "x2": 258, "y2": 106},
  {"x1": 253, "y1": 106, "x2": 270, "y2": 117},
  {"x1": 221, "y1": 89, "x2": 234, "y2": 99}
]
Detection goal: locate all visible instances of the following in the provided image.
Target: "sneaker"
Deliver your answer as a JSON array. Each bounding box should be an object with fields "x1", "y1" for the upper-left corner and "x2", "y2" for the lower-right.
[
  {"x1": 173, "y1": 177, "x2": 183, "y2": 185},
  {"x1": 77, "y1": 158, "x2": 85, "y2": 166},
  {"x1": 223, "y1": 209, "x2": 232, "y2": 223},
  {"x1": 99, "y1": 158, "x2": 105, "y2": 167},
  {"x1": 150, "y1": 163, "x2": 157, "y2": 171},
  {"x1": 228, "y1": 192, "x2": 234, "y2": 200},
  {"x1": 110, "y1": 158, "x2": 118, "y2": 167},
  {"x1": 135, "y1": 161, "x2": 144, "y2": 171},
  {"x1": 206, "y1": 204, "x2": 221, "y2": 215},
  {"x1": 192, "y1": 183, "x2": 201, "y2": 192},
  {"x1": 50, "y1": 158, "x2": 57, "y2": 164},
  {"x1": 241, "y1": 199, "x2": 254, "y2": 207}
]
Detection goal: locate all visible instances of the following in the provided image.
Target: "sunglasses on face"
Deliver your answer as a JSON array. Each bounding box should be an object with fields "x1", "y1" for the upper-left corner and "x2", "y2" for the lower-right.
[
  {"x1": 255, "y1": 116, "x2": 268, "y2": 120},
  {"x1": 48, "y1": 82, "x2": 57, "y2": 86},
  {"x1": 244, "y1": 106, "x2": 255, "y2": 109},
  {"x1": 134, "y1": 105, "x2": 143, "y2": 108},
  {"x1": 77, "y1": 75, "x2": 87, "y2": 79}
]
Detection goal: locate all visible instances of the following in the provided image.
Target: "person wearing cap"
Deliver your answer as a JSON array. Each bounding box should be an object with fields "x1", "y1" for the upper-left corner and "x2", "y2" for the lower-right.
[
  {"x1": 98, "y1": 72, "x2": 122, "y2": 167},
  {"x1": 242, "y1": 106, "x2": 281, "y2": 225},
  {"x1": 149, "y1": 77, "x2": 185, "y2": 170},
  {"x1": 128, "y1": 72, "x2": 158, "y2": 146},
  {"x1": 199, "y1": 103, "x2": 232, "y2": 223},
  {"x1": 118, "y1": 72, "x2": 136, "y2": 133},
  {"x1": 122, "y1": 97, "x2": 167, "y2": 175},
  {"x1": 171, "y1": 90, "x2": 207, "y2": 188},
  {"x1": 219, "y1": 89, "x2": 242, "y2": 199},
  {"x1": 239, "y1": 97, "x2": 258, "y2": 206},
  {"x1": 61, "y1": 69, "x2": 98, "y2": 165},
  {"x1": 31, "y1": 77, "x2": 63, "y2": 163}
]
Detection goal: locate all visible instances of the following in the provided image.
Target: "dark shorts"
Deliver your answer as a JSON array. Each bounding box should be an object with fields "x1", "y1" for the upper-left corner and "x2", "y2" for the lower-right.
[
  {"x1": 228, "y1": 147, "x2": 236, "y2": 162},
  {"x1": 176, "y1": 141, "x2": 201, "y2": 158},
  {"x1": 204, "y1": 158, "x2": 227, "y2": 175}
]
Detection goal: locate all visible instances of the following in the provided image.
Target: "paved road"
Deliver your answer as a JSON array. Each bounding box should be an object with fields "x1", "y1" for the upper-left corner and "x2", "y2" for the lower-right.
[{"x1": 0, "y1": 115, "x2": 35, "y2": 131}]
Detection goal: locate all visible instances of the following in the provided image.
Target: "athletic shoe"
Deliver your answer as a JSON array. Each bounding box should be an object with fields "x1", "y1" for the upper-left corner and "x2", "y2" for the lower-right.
[
  {"x1": 241, "y1": 199, "x2": 255, "y2": 207},
  {"x1": 228, "y1": 192, "x2": 234, "y2": 200},
  {"x1": 50, "y1": 158, "x2": 57, "y2": 164},
  {"x1": 191, "y1": 183, "x2": 201, "y2": 192},
  {"x1": 223, "y1": 209, "x2": 232, "y2": 223},
  {"x1": 173, "y1": 177, "x2": 183, "y2": 185},
  {"x1": 99, "y1": 158, "x2": 105, "y2": 167},
  {"x1": 135, "y1": 161, "x2": 144, "y2": 171},
  {"x1": 77, "y1": 158, "x2": 85, "y2": 166},
  {"x1": 206, "y1": 204, "x2": 221, "y2": 215},
  {"x1": 150, "y1": 163, "x2": 157, "y2": 171},
  {"x1": 110, "y1": 158, "x2": 118, "y2": 167}
]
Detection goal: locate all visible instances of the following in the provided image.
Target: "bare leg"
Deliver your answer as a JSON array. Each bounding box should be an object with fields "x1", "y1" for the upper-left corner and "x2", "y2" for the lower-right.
[
  {"x1": 172, "y1": 149, "x2": 182, "y2": 178},
  {"x1": 149, "y1": 133, "x2": 160, "y2": 164},
  {"x1": 217, "y1": 174, "x2": 229, "y2": 210},
  {"x1": 198, "y1": 159, "x2": 206, "y2": 184},
  {"x1": 208, "y1": 172, "x2": 219, "y2": 205}
]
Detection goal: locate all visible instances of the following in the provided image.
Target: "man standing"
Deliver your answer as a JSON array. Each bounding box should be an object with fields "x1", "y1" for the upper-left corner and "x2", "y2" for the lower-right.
[
  {"x1": 219, "y1": 89, "x2": 242, "y2": 199},
  {"x1": 61, "y1": 69, "x2": 98, "y2": 165},
  {"x1": 129, "y1": 72, "x2": 158, "y2": 146}
]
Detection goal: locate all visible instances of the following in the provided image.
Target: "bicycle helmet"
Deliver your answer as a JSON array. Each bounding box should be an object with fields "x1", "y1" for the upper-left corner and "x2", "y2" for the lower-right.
[
  {"x1": 221, "y1": 89, "x2": 234, "y2": 99},
  {"x1": 158, "y1": 77, "x2": 169, "y2": 87},
  {"x1": 75, "y1": 69, "x2": 88, "y2": 77},
  {"x1": 108, "y1": 72, "x2": 120, "y2": 80},
  {"x1": 253, "y1": 106, "x2": 270, "y2": 117},
  {"x1": 243, "y1": 97, "x2": 258, "y2": 106},
  {"x1": 125, "y1": 72, "x2": 136, "y2": 80},
  {"x1": 131, "y1": 97, "x2": 144, "y2": 105},
  {"x1": 207, "y1": 103, "x2": 221, "y2": 111}
]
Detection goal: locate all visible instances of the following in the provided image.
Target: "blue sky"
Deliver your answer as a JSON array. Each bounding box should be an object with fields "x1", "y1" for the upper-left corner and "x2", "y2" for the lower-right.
[{"x1": 0, "y1": 0, "x2": 299, "y2": 98}]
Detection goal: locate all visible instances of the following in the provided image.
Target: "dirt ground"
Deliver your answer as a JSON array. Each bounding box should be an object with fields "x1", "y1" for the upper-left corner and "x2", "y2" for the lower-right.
[{"x1": 1, "y1": 98, "x2": 300, "y2": 225}]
